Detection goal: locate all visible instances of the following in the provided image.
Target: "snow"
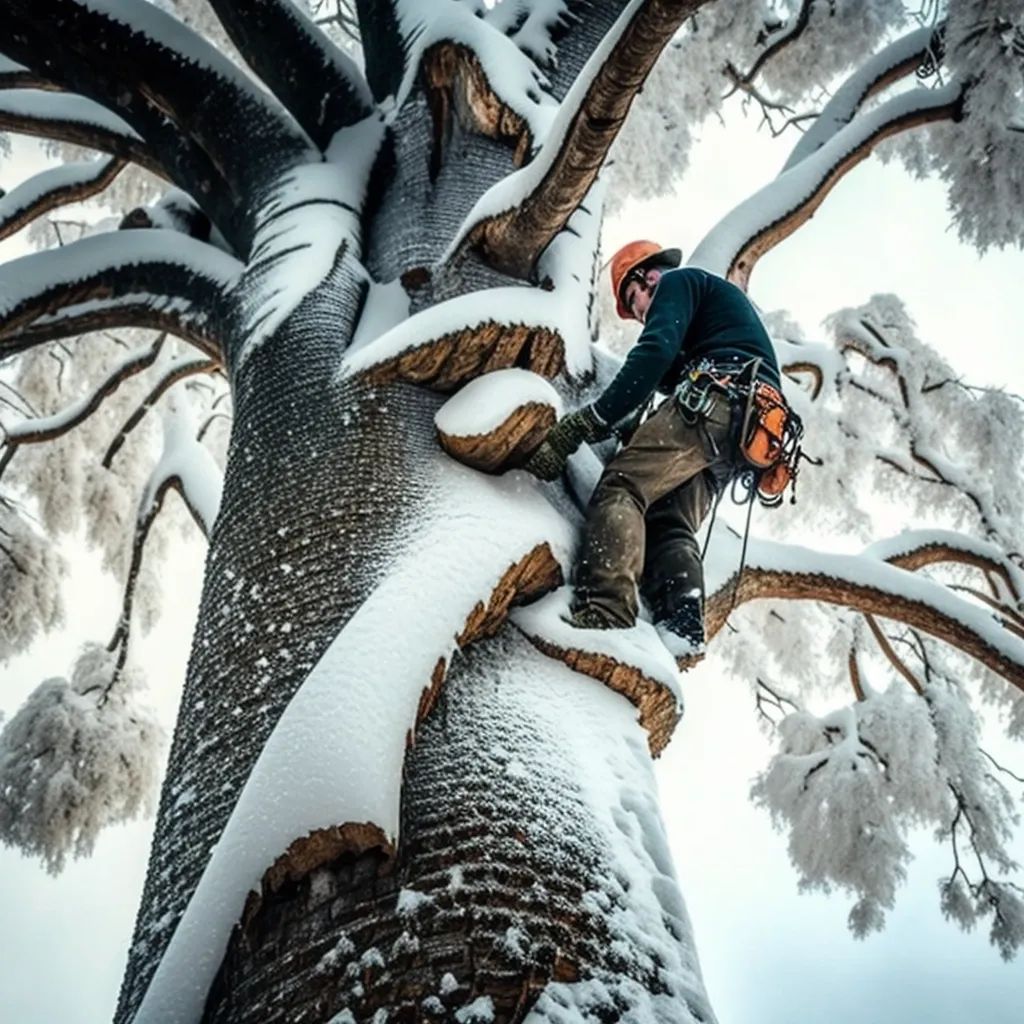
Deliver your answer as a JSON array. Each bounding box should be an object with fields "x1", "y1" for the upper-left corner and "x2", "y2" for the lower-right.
[
  {"x1": 435, "y1": 368, "x2": 562, "y2": 437},
  {"x1": 782, "y1": 26, "x2": 936, "y2": 172},
  {"x1": 0, "y1": 158, "x2": 120, "y2": 230},
  {"x1": 129, "y1": 455, "x2": 573, "y2": 1024},
  {"x1": 348, "y1": 277, "x2": 410, "y2": 355},
  {"x1": 445, "y1": 1, "x2": 642, "y2": 248},
  {"x1": 396, "y1": 887, "x2": 434, "y2": 916},
  {"x1": 0, "y1": 229, "x2": 242, "y2": 321},
  {"x1": 455, "y1": 995, "x2": 495, "y2": 1023},
  {"x1": 689, "y1": 82, "x2": 962, "y2": 276},
  {"x1": 388, "y1": 3, "x2": 558, "y2": 143},
  {"x1": 0, "y1": 89, "x2": 142, "y2": 141},
  {"x1": 236, "y1": 115, "x2": 385, "y2": 365},
  {"x1": 510, "y1": 586, "x2": 684, "y2": 707}
]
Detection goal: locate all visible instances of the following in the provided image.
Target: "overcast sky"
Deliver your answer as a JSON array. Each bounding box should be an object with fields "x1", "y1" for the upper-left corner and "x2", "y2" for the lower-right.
[{"x1": 1, "y1": 84, "x2": 1023, "y2": 1024}]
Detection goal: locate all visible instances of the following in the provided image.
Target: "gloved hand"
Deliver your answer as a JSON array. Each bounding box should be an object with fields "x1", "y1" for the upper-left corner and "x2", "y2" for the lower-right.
[{"x1": 523, "y1": 405, "x2": 608, "y2": 481}]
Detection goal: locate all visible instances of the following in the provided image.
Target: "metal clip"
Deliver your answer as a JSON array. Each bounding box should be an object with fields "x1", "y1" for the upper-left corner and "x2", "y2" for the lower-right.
[{"x1": 675, "y1": 371, "x2": 714, "y2": 422}]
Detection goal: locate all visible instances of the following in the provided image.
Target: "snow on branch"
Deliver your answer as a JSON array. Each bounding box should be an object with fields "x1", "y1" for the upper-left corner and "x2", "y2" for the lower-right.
[
  {"x1": 129, "y1": 454, "x2": 571, "y2": 1024},
  {"x1": 0, "y1": 89, "x2": 157, "y2": 175},
  {"x1": 690, "y1": 81, "x2": 962, "y2": 288},
  {"x1": 0, "y1": 230, "x2": 242, "y2": 359},
  {"x1": 0, "y1": 643, "x2": 163, "y2": 875},
  {"x1": 0, "y1": 333, "x2": 166, "y2": 464},
  {"x1": 450, "y1": 0, "x2": 710, "y2": 279},
  {"x1": 204, "y1": 0, "x2": 373, "y2": 150},
  {"x1": 0, "y1": 53, "x2": 54, "y2": 90},
  {"x1": 781, "y1": 24, "x2": 941, "y2": 172},
  {"x1": 6, "y1": 0, "x2": 318, "y2": 224},
  {"x1": 705, "y1": 535, "x2": 1024, "y2": 693},
  {"x1": 0, "y1": 156, "x2": 126, "y2": 243}
]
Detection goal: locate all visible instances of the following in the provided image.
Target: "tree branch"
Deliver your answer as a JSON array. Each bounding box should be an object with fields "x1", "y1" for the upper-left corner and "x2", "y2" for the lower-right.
[
  {"x1": 0, "y1": 89, "x2": 159, "y2": 175},
  {"x1": 706, "y1": 539, "x2": 1024, "y2": 693},
  {"x1": 455, "y1": 0, "x2": 711, "y2": 279},
  {"x1": 102, "y1": 357, "x2": 221, "y2": 469},
  {"x1": 864, "y1": 614, "x2": 926, "y2": 695},
  {"x1": 0, "y1": 53, "x2": 57, "y2": 90},
  {"x1": 1, "y1": 334, "x2": 166, "y2": 458},
  {"x1": 0, "y1": 156, "x2": 126, "y2": 243},
  {"x1": 205, "y1": 0, "x2": 373, "y2": 150},
  {"x1": 728, "y1": 0, "x2": 815, "y2": 90},
  {"x1": 353, "y1": 0, "x2": 407, "y2": 103},
  {"x1": 0, "y1": 231, "x2": 241, "y2": 360},
  {"x1": 7, "y1": 0, "x2": 317, "y2": 249},
  {"x1": 691, "y1": 81, "x2": 963, "y2": 288}
]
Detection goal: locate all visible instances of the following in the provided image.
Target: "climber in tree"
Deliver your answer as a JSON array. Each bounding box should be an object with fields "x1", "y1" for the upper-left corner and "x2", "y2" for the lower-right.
[{"x1": 524, "y1": 241, "x2": 786, "y2": 655}]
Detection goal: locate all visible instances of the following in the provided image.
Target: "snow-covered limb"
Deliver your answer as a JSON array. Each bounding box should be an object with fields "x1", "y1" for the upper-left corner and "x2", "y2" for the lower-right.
[
  {"x1": 102, "y1": 356, "x2": 221, "y2": 470},
  {"x1": 0, "y1": 229, "x2": 242, "y2": 359},
  {"x1": 6, "y1": 0, "x2": 318, "y2": 245},
  {"x1": 452, "y1": 0, "x2": 709, "y2": 279},
  {"x1": 204, "y1": 0, "x2": 373, "y2": 149},
  {"x1": 690, "y1": 81, "x2": 962, "y2": 287},
  {"x1": 0, "y1": 156, "x2": 126, "y2": 243},
  {"x1": 705, "y1": 535, "x2": 1024, "y2": 692},
  {"x1": 0, "y1": 53, "x2": 53, "y2": 90},
  {"x1": 725, "y1": 0, "x2": 815, "y2": 90},
  {"x1": 0, "y1": 334, "x2": 166, "y2": 456},
  {"x1": 0, "y1": 89, "x2": 156, "y2": 175},
  {"x1": 353, "y1": 0, "x2": 408, "y2": 103},
  {"x1": 129, "y1": 456, "x2": 571, "y2": 1024},
  {"x1": 781, "y1": 24, "x2": 940, "y2": 172}
]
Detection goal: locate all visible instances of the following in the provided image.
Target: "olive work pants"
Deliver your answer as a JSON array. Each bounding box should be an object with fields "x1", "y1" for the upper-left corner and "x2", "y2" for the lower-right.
[{"x1": 573, "y1": 393, "x2": 737, "y2": 628}]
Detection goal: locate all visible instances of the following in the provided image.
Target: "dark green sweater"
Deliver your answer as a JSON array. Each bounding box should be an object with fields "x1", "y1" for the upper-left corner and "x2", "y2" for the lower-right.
[{"x1": 593, "y1": 267, "x2": 780, "y2": 426}]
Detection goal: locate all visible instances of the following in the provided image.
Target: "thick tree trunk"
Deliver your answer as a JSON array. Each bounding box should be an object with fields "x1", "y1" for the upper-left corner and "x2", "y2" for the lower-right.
[{"x1": 117, "y1": 11, "x2": 714, "y2": 1023}]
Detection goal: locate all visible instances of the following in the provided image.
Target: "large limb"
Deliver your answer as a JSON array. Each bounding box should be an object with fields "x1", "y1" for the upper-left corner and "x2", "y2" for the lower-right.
[
  {"x1": 0, "y1": 231, "x2": 242, "y2": 360},
  {"x1": 781, "y1": 24, "x2": 943, "y2": 172},
  {"x1": 706, "y1": 536, "x2": 1024, "y2": 692},
  {"x1": 353, "y1": 0, "x2": 408, "y2": 103},
  {"x1": 0, "y1": 157, "x2": 125, "y2": 243},
  {"x1": 6, "y1": 1, "x2": 317, "y2": 247},
  {"x1": 689, "y1": 81, "x2": 963, "y2": 288},
  {"x1": 205, "y1": 0, "x2": 373, "y2": 150},
  {"x1": 0, "y1": 54, "x2": 54, "y2": 90},
  {"x1": 452, "y1": 0, "x2": 710, "y2": 280}
]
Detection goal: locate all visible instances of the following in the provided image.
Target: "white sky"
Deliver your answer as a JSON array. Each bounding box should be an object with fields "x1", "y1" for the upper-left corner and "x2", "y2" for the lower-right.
[{"x1": 1, "y1": 82, "x2": 1023, "y2": 1024}]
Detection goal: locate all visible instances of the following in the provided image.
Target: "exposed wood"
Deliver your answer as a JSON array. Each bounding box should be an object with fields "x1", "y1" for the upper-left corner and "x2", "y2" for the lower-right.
[
  {"x1": 464, "y1": 0, "x2": 710, "y2": 279},
  {"x1": 359, "y1": 323, "x2": 564, "y2": 391},
  {"x1": 728, "y1": 98, "x2": 961, "y2": 290},
  {"x1": 438, "y1": 401, "x2": 557, "y2": 473},
  {"x1": 864, "y1": 613, "x2": 925, "y2": 695}
]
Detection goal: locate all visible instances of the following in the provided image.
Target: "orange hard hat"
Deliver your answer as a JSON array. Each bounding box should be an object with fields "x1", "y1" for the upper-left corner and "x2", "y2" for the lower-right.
[{"x1": 609, "y1": 240, "x2": 682, "y2": 320}]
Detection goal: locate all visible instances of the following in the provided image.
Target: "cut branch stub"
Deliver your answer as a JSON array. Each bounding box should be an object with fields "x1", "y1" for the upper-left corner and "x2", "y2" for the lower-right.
[
  {"x1": 510, "y1": 589, "x2": 684, "y2": 757},
  {"x1": 435, "y1": 368, "x2": 563, "y2": 473},
  {"x1": 358, "y1": 322, "x2": 564, "y2": 392},
  {"x1": 424, "y1": 42, "x2": 532, "y2": 164}
]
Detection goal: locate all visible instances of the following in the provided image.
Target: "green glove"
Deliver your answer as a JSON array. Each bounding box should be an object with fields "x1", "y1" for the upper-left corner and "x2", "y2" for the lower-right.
[{"x1": 524, "y1": 405, "x2": 609, "y2": 481}]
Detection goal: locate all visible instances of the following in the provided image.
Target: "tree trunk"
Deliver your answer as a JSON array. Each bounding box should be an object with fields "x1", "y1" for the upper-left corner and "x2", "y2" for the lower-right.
[{"x1": 116, "y1": 12, "x2": 715, "y2": 1024}]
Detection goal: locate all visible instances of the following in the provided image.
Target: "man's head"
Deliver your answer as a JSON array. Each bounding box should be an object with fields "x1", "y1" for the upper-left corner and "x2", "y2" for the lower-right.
[{"x1": 609, "y1": 240, "x2": 682, "y2": 323}]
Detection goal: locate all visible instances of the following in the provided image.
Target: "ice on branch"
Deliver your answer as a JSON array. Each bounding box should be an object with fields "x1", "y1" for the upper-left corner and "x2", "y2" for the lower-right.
[
  {"x1": 0, "y1": 644, "x2": 163, "y2": 873},
  {"x1": 0, "y1": 501, "x2": 66, "y2": 660}
]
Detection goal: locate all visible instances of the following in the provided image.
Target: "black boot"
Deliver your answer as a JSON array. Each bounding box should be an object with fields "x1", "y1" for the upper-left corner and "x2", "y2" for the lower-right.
[{"x1": 656, "y1": 595, "x2": 705, "y2": 659}]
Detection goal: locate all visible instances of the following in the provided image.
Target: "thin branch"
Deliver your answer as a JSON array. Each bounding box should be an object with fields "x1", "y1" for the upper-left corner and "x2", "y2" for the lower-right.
[
  {"x1": 728, "y1": 0, "x2": 816, "y2": 90},
  {"x1": 1, "y1": 334, "x2": 167, "y2": 455},
  {"x1": 847, "y1": 648, "x2": 867, "y2": 701},
  {"x1": 979, "y1": 749, "x2": 1024, "y2": 787},
  {"x1": 0, "y1": 156, "x2": 126, "y2": 243},
  {"x1": 102, "y1": 358, "x2": 221, "y2": 469},
  {"x1": 864, "y1": 613, "x2": 926, "y2": 695}
]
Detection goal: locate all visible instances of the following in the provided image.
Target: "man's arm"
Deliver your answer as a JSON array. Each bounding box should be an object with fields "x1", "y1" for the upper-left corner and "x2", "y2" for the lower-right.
[{"x1": 592, "y1": 268, "x2": 703, "y2": 426}]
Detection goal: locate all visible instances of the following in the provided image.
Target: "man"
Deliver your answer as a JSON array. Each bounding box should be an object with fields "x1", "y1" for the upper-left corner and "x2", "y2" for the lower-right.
[{"x1": 524, "y1": 240, "x2": 783, "y2": 655}]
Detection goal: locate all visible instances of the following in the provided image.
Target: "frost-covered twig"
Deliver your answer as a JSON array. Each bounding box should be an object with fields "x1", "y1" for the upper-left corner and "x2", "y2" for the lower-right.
[
  {"x1": 726, "y1": 0, "x2": 815, "y2": 92},
  {"x1": 0, "y1": 230, "x2": 242, "y2": 360},
  {"x1": 0, "y1": 157, "x2": 125, "y2": 243},
  {"x1": 452, "y1": 0, "x2": 709, "y2": 279},
  {"x1": 980, "y1": 749, "x2": 1024, "y2": 787},
  {"x1": 1, "y1": 335, "x2": 166, "y2": 457},
  {"x1": 204, "y1": 0, "x2": 373, "y2": 149},
  {"x1": 864, "y1": 614, "x2": 925, "y2": 695},
  {"x1": 102, "y1": 356, "x2": 221, "y2": 469}
]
